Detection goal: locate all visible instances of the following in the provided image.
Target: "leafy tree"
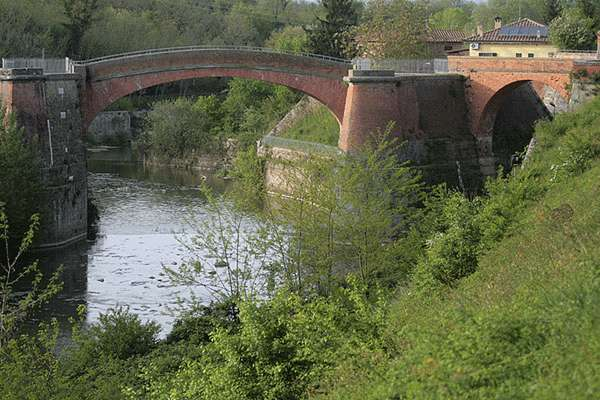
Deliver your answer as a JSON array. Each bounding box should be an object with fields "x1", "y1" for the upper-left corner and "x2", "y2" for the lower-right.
[
  {"x1": 549, "y1": 8, "x2": 596, "y2": 50},
  {"x1": 0, "y1": 211, "x2": 62, "y2": 346},
  {"x1": 62, "y1": 0, "x2": 100, "y2": 58},
  {"x1": 429, "y1": 7, "x2": 471, "y2": 30},
  {"x1": 575, "y1": 0, "x2": 600, "y2": 28},
  {"x1": 266, "y1": 25, "x2": 308, "y2": 53},
  {"x1": 306, "y1": 0, "x2": 359, "y2": 58},
  {"x1": 143, "y1": 97, "x2": 222, "y2": 160},
  {"x1": 0, "y1": 0, "x2": 66, "y2": 58},
  {"x1": 542, "y1": 0, "x2": 563, "y2": 23},
  {"x1": 355, "y1": 0, "x2": 429, "y2": 58}
]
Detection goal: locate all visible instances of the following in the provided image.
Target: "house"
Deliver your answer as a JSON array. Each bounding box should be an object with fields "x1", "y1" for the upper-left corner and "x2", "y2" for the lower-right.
[
  {"x1": 426, "y1": 29, "x2": 467, "y2": 57},
  {"x1": 465, "y1": 17, "x2": 558, "y2": 58}
]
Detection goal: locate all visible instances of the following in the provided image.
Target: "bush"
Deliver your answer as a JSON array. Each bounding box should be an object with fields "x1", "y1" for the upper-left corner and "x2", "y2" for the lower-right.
[
  {"x1": 167, "y1": 300, "x2": 239, "y2": 345},
  {"x1": 415, "y1": 192, "x2": 482, "y2": 288},
  {"x1": 143, "y1": 97, "x2": 222, "y2": 160},
  {"x1": 70, "y1": 307, "x2": 160, "y2": 362}
]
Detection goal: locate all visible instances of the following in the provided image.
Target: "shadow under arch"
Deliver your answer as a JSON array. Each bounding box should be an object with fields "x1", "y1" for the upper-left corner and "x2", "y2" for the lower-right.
[{"x1": 478, "y1": 79, "x2": 568, "y2": 171}]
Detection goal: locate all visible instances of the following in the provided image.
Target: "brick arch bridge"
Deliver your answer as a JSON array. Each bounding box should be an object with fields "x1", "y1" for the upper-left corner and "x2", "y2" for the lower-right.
[
  {"x1": 73, "y1": 46, "x2": 351, "y2": 129},
  {"x1": 447, "y1": 57, "x2": 597, "y2": 175}
]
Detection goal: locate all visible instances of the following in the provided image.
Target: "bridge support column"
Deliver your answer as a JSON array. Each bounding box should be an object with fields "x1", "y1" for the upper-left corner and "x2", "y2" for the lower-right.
[
  {"x1": 339, "y1": 70, "x2": 419, "y2": 151},
  {"x1": 0, "y1": 69, "x2": 87, "y2": 248}
]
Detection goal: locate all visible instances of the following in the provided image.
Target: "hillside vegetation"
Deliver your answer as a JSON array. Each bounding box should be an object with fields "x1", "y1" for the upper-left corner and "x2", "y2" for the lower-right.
[
  {"x1": 2, "y1": 97, "x2": 600, "y2": 399},
  {"x1": 318, "y1": 96, "x2": 600, "y2": 399}
]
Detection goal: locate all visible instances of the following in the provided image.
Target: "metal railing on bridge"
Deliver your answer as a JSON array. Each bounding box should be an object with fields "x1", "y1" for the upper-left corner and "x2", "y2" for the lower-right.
[
  {"x1": 72, "y1": 45, "x2": 352, "y2": 65},
  {"x1": 1, "y1": 58, "x2": 74, "y2": 73},
  {"x1": 352, "y1": 58, "x2": 449, "y2": 74}
]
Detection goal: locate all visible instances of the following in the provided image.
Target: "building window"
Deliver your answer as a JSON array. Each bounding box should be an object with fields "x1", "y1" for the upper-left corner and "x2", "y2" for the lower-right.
[
  {"x1": 528, "y1": 53, "x2": 535, "y2": 58},
  {"x1": 548, "y1": 52, "x2": 554, "y2": 58},
  {"x1": 478, "y1": 52, "x2": 498, "y2": 57},
  {"x1": 516, "y1": 53, "x2": 522, "y2": 58}
]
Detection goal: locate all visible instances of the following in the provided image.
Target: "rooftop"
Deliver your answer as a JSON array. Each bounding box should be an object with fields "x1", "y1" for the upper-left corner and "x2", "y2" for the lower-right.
[
  {"x1": 427, "y1": 29, "x2": 466, "y2": 43},
  {"x1": 466, "y1": 18, "x2": 549, "y2": 43}
]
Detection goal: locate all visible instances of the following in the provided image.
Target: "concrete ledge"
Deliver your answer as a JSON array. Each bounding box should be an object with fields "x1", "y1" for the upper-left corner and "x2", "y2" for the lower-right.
[
  {"x1": 0, "y1": 68, "x2": 44, "y2": 80},
  {"x1": 348, "y1": 69, "x2": 395, "y2": 77},
  {"x1": 0, "y1": 69, "x2": 80, "y2": 81}
]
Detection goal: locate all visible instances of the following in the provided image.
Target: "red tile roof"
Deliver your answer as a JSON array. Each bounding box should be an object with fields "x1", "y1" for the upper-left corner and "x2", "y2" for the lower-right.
[
  {"x1": 427, "y1": 29, "x2": 466, "y2": 43},
  {"x1": 466, "y1": 18, "x2": 549, "y2": 43}
]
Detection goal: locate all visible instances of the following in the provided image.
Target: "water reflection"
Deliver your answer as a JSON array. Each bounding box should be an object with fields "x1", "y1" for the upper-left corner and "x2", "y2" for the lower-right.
[{"x1": 33, "y1": 147, "x2": 228, "y2": 339}]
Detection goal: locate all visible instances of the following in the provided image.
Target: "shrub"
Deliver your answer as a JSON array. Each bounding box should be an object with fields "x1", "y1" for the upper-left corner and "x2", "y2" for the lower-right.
[
  {"x1": 416, "y1": 192, "x2": 482, "y2": 288},
  {"x1": 71, "y1": 307, "x2": 160, "y2": 362},
  {"x1": 167, "y1": 300, "x2": 239, "y2": 345}
]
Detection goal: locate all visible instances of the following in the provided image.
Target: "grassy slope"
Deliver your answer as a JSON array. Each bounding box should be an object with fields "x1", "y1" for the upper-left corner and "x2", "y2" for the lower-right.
[
  {"x1": 318, "y1": 98, "x2": 600, "y2": 399},
  {"x1": 278, "y1": 102, "x2": 340, "y2": 146}
]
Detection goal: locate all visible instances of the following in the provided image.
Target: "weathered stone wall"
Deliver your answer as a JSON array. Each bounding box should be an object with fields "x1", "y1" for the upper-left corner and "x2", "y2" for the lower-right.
[
  {"x1": 87, "y1": 110, "x2": 148, "y2": 144},
  {"x1": 0, "y1": 70, "x2": 87, "y2": 248}
]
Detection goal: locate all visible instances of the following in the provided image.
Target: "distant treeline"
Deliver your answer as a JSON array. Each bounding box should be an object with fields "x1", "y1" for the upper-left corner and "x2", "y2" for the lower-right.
[{"x1": 2, "y1": 0, "x2": 598, "y2": 61}]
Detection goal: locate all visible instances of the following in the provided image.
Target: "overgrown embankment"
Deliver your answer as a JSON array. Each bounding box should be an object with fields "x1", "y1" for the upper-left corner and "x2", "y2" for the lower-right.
[
  {"x1": 3, "y1": 97, "x2": 600, "y2": 399},
  {"x1": 317, "y1": 96, "x2": 600, "y2": 399}
]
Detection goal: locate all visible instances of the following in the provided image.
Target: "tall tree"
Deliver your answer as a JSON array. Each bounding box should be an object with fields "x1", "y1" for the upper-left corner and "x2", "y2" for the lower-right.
[
  {"x1": 549, "y1": 8, "x2": 596, "y2": 50},
  {"x1": 355, "y1": 0, "x2": 429, "y2": 59},
  {"x1": 306, "y1": 0, "x2": 359, "y2": 58},
  {"x1": 62, "y1": 0, "x2": 99, "y2": 58},
  {"x1": 542, "y1": 0, "x2": 562, "y2": 23}
]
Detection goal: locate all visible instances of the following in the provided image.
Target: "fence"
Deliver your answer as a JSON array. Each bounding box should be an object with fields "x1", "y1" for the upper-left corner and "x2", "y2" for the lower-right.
[
  {"x1": 1, "y1": 58, "x2": 74, "y2": 73},
  {"x1": 352, "y1": 58, "x2": 449, "y2": 73}
]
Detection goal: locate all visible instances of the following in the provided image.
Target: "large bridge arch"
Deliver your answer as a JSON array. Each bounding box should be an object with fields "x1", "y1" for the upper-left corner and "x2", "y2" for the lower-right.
[
  {"x1": 74, "y1": 47, "x2": 351, "y2": 129},
  {"x1": 473, "y1": 76, "x2": 569, "y2": 174}
]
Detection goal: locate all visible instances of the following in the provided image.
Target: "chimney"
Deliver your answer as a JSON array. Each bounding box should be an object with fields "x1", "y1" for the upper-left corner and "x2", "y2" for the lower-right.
[
  {"x1": 477, "y1": 24, "x2": 484, "y2": 37},
  {"x1": 494, "y1": 16, "x2": 502, "y2": 29}
]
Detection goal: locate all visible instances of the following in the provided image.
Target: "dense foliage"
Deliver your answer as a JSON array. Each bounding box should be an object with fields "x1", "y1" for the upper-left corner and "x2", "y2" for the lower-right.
[
  {"x1": 140, "y1": 78, "x2": 301, "y2": 161},
  {"x1": 2, "y1": 94, "x2": 600, "y2": 398},
  {"x1": 549, "y1": 8, "x2": 597, "y2": 50},
  {"x1": 0, "y1": 0, "x2": 319, "y2": 59},
  {"x1": 306, "y1": 0, "x2": 359, "y2": 58}
]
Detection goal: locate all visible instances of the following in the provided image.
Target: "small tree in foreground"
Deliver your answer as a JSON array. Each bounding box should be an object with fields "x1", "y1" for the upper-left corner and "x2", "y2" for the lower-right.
[{"x1": 0, "y1": 209, "x2": 62, "y2": 347}]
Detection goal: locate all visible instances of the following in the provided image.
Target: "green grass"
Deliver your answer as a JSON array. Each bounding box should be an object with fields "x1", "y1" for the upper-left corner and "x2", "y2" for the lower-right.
[
  {"x1": 316, "y1": 97, "x2": 600, "y2": 399},
  {"x1": 278, "y1": 103, "x2": 340, "y2": 146}
]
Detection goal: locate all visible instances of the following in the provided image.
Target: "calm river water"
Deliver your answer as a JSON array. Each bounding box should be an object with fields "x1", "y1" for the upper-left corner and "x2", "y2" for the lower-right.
[{"x1": 32, "y1": 147, "x2": 228, "y2": 340}]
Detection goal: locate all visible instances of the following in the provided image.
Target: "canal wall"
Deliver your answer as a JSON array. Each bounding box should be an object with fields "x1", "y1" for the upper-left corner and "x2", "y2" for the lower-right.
[{"x1": 0, "y1": 69, "x2": 87, "y2": 248}]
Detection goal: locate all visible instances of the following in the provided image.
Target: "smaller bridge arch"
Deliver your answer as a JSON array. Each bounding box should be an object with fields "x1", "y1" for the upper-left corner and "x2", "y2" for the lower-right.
[
  {"x1": 74, "y1": 46, "x2": 351, "y2": 129},
  {"x1": 448, "y1": 56, "x2": 575, "y2": 175}
]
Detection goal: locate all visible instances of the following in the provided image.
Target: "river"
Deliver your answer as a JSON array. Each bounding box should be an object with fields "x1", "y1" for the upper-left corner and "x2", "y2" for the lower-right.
[{"x1": 32, "y1": 146, "x2": 229, "y2": 341}]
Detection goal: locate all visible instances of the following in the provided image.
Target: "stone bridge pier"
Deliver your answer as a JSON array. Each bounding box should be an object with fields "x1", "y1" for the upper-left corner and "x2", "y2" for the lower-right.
[{"x1": 0, "y1": 68, "x2": 87, "y2": 248}]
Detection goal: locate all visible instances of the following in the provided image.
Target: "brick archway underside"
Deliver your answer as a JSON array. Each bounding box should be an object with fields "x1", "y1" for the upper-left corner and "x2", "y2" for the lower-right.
[
  {"x1": 468, "y1": 72, "x2": 571, "y2": 137},
  {"x1": 76, "y1": 50, "x2": 350, "y2": 129}
]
